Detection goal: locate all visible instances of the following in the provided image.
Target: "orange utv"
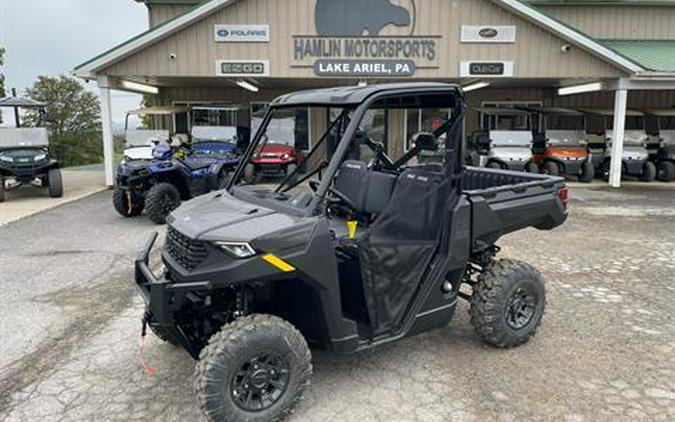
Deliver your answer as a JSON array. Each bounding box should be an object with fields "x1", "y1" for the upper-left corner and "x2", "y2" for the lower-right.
[{"x1": 527, "y1": 107, "x2": 595, "y2": 182}]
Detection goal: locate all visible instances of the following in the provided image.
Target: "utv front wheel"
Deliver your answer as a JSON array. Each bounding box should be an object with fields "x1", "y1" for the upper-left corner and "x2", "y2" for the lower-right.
[
  {"x1": 543, "y1": 161, "x2": 559, "y2": 176},
  {"x1": 144, "y1": 183, "x2": 181, "y2": 224},
  {"x1": 47, "y1": 169, "x2": 64, "y2": 198},
  {"x1": 113, "y1": 188, "x2": 144, "y2": 217},
  {"x1": 195, "y1": 314, "x2": 312, "y2": 422},
  {"x1": 470, "y1": 259, "x2": 546, "y2": 348}
]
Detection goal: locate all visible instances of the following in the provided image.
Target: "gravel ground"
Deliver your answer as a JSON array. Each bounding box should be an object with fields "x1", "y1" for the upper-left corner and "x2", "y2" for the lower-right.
[{"x1": 1, "y1": 186, "x2": 674, "y2": 422}]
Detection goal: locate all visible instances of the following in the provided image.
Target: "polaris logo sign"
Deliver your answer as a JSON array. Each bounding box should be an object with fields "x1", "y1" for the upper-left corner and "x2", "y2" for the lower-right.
[{"x1": 214, "y1": 25, "x2": 269, "y2": 42}]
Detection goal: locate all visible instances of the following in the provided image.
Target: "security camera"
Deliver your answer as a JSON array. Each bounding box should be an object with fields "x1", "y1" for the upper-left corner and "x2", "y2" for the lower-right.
[
  {"x1": 169, "y1": 53, "x2": 177, "y2": 60},
  {"x1": 561, "y1": 44, "x2": 572, "y2": 53}
]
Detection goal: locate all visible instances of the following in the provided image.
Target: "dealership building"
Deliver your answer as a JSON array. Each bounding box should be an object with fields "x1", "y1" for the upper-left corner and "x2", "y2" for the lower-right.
[{"x1": 75, "y1": 0, "x2": 675, "y2": 187}]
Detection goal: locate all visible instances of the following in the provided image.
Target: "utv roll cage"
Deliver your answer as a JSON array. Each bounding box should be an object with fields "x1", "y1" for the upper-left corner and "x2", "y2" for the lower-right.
[{"x1": 227, "y1": 83, "x2": 465, "y2": 217}]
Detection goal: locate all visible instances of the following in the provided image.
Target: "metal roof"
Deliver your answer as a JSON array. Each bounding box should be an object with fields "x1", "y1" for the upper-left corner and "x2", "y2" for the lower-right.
[
  {"x1": 126, "y1": 105, "x2": 188, "y2": 115},
  {"x1": 0, "y1": 97, "x2": 46, "y2": 108},
  {"x1": 600, "y1": 40, "x2": 675, "y2": 72},
  {"x1": 643, "y1": 109, "x2": 675, "y2": 116},
  {"x1": 580, "y1": 108, "x2": 645, "y2": 116},
  {"x1": 270, "y1": 83, "x2": 463, "y2": 107}
]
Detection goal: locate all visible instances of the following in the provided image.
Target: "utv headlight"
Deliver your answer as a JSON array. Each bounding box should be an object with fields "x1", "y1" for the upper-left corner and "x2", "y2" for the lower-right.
[
  {"x1": 34, "y1": 153, "x2": 47, "y2": 162},
  {"x1": 215, "y1": 242, "x2": 256, "y2": 259},
  {"x1": 0, "y1": 155, "x2": 13, "y2": 163}
]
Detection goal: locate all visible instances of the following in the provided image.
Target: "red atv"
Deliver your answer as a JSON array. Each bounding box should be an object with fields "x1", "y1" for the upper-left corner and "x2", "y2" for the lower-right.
[{"x1": 244, "y1": 140, "x2": 304, "y2": 182}]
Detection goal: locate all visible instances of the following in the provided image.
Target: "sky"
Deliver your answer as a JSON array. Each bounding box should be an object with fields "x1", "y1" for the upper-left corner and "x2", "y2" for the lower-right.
[{"x1": 0, "y1": 0, "x2": 148, "y2": 129}]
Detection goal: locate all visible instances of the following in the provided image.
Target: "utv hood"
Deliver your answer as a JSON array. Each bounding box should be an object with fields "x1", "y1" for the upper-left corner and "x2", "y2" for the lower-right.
[{"x1": 167, "y1": 190, "x2": 300, "y2": 242}]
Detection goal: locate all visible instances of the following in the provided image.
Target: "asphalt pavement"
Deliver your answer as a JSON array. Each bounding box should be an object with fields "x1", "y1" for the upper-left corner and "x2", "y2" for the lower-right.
[{"x1": 0, "y1": 186, "x2": 674, "y2": 421}]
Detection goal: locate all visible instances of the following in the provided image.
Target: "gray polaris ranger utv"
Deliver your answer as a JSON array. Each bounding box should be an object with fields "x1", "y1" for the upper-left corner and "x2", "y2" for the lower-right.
[{"x1": 135, "y1": 83, "x2": 568, "y2": 422}]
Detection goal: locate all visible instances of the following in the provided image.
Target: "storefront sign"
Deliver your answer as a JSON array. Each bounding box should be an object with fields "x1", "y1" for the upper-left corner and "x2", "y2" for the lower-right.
[
  {"x1": 460, "y1": 61, "x2": 514, "y2": 77},
  {"x1": 314, "y1": 59, "x2": 415, "y2": 76},
  {"x1": 214, "y1": 25, "x2": 269, "y2": 42},
  {"x1": 215, "y1": 60, "x2": 270, "y2": 76},
  {"x1": 461, "y1": 26, "x2": 517, "y2": 43},
  {"x1": 292, "y1": 0, "x2": 440, "y2": 77}
]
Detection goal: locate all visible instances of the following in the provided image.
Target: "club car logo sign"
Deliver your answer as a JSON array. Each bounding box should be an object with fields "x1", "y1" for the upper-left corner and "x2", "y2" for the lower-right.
[{"x1": 293, "y1": 0, "x2": 440, "y2": 77}]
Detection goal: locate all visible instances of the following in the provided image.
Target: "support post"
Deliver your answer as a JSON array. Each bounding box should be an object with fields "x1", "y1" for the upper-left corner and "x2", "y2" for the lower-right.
[
  {"x1": 609, "y1": 88, "x2": 627, "y2": 188},
  {"x1": 98, "y1": 77, "x2": 115, "y2": 188}
]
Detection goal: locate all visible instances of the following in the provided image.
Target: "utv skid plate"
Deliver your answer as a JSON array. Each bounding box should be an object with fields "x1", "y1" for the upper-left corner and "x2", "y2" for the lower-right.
[{"x1": 135, "y1": 232, "x2": 209, "y2": 358}]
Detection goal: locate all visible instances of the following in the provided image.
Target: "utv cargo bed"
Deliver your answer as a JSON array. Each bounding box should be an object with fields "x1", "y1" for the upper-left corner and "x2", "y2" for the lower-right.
[{"x1": 462, "y1": 166, "x2": 567, "y2": 249}]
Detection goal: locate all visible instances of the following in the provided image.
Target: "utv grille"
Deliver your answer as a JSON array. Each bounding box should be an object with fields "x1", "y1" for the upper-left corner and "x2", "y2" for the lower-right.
[{"x1": 165, "y1": 226, "x2": 208, "y2": 271}]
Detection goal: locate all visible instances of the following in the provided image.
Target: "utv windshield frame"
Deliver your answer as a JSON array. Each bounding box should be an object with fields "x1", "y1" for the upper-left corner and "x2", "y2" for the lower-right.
[{"x1": 226, "y1": 84, "x2": 465, "y2": 218}]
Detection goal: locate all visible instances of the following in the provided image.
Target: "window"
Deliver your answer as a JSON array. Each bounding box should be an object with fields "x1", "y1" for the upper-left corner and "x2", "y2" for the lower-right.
[{"x1": 252, "y1": 106, "x2": 310, "y2": 151}]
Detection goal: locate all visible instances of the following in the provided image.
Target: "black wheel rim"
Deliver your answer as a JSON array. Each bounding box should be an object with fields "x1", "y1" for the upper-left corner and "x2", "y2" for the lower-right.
[
  {"x1": 231, "y1": 353, "x2": 290, "y2": 412},
  {"x1": 505, "y1": 286, "x2": 537, "y2": 330}
]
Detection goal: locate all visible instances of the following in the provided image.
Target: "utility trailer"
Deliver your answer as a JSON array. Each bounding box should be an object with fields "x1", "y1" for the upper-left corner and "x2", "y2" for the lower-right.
[
  {"x1": 134, "y1": 83, "x2": 567, "y2": 422},
  {"x1": 0, "y1": 96, "x2": 62, "y2": 201}
]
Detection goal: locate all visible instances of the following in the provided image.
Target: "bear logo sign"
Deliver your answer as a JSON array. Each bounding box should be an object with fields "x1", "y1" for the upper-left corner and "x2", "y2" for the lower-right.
[{"x1": 315, "y1": 0, "x2": 412, "y2": 36}]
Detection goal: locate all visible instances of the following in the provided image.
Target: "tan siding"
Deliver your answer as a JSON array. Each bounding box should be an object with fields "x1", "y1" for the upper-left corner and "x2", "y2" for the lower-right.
[
  {"x1": 101, "y1": 0, "x2": 625, "y2": 79},
  {"x1": 540, "y1": 5, "x2": 675, "y2": 40},
  {"x1": 149, "y1": 4, "x2": 193, "y2": 27}
]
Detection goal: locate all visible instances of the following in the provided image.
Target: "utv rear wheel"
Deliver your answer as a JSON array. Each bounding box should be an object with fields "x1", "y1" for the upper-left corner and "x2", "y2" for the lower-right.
[
  {"x1": 579, "y1": 161, "x2": 595, "y2": 183},
  {"x1": 144, "y1": 183, "x2": 181, "y2": 224},
  {"x1": 195, "y1": 314, "x2": 312, "y2": 422},
  {"x1": 112, "y1": 188, "x2": 144, "y2": 217},
  {"x1": 487, "y1": 161, "x2": 502, "y2": 169},
  {"x1": 47, "y1": 169, "x2": 63, "y2": 198},
  {"x1": 656, "y1": 161, "x2": 674, "y2": 182},
  {"x1": 543, "y1": 161, "x2": 559, "y2": 176},
  {"x1": 470, "y1": 259, "x2": 546, "y2": 348},
  {"x1": 640, "y1": 161, "x2": 656, "y2": 182}
]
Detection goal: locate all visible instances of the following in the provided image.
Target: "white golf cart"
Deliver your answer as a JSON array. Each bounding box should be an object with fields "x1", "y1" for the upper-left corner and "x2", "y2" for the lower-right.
[
  {"x1": 644, "y1": 109, "x2": 675, "y2": 182},
  {"x1": 122, "y1": 106, "x2": 189, "y2": 161},
  {"x1": 584, "y1": 109, "x2": 655, "y2": 182},
  {"x1": 469, "y1": 107, "x2": 538, "y2": 172}
]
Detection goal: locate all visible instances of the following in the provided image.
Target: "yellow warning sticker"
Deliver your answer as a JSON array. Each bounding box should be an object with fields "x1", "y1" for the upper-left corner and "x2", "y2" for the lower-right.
[
  {"x1": 347, "y1": 221, "x2": 358, "y2": 239},
  {"x1": 262, "y1": 254, "x2": 296, "y2": 272}
]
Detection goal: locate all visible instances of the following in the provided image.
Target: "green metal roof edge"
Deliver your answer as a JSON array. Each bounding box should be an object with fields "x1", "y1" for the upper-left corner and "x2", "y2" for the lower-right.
[
  {"x1": 598, "y1": 39, "x2": 675, "y2": 72},
  {"x1": 527, "y1": 0, "x2": 675, "y2": 5},
  {"x1": 74, "y1": 0, "x2": 214, "y2": 72}
]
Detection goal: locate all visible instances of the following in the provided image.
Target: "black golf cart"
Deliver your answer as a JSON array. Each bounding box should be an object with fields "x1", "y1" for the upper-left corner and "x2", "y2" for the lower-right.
[
  {"x1": 0, "y1": 95, "x2": 63, "y2": 202},
  {"x1": 135, "y1": 83, "x2": 568, "y2": 422}
]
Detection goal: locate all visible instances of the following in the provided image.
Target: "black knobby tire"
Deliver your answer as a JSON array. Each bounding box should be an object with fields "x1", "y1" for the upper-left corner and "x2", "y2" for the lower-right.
[
  {"x1": 470, "y1": 259, "x2": 546, "y2": 348},
  {"x1": 112, "y1": 188, "x2": 144, "y2": 217},
  {"x1": 640, "y1": 161, "x2": 656, "y2": 182},
  {"x1": 0, "y1": 177, "x2": 5, "y2": 203},
  {"x1": 543, "y1": 161, "x2": 559, "y2": 176},
  {"x1": 525, "y1": 162, "x2": 539, "y2": 173},
  {"x1": 601, "y1": 160, "x2": 611, "y2": 181},
  {"x1": 487, "y1": 161, "x2": 502, "y2": 169},
  {"x1": 47, "y1": 169, "x2": 64, "y2": 198},
  {"x1": 144, "y1": 183, "x2": 181, "y2": 224},
  {"x1": 244, "y1": 163, "x2": 256, "y2": 184},
  {"x1": 656, "y1": 161, "x2": 674, "y2": 182},
  {"x1": 195, "y1": 314, "x2": 312, "y2": 422},
  {"x1": 579, "y1": 160, "x2": 595, "y2": 183}
]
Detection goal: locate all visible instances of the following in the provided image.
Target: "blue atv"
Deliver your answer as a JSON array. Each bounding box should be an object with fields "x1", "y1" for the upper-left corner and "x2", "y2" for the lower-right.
[{"x1": 113, "y1": 141, "x2": 241, "y2": 224}]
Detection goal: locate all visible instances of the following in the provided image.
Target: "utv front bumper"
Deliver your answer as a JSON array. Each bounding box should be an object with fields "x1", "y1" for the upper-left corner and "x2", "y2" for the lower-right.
[{"x1": 135, "y1": 232, "x2": 210, "y2": 357}]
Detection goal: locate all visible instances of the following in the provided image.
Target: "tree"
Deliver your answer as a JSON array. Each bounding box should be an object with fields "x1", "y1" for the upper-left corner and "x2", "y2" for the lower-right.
[
  {"x1": 24, "y1": 75, "x2": 103, "y2": 167},
  {"x1": 0, "y1": 47, "x2": 5, "y2": 124},
  {"x1": 24, "y1": 75, "x2": 100, "y2": 136},
  {"x1": 140, "y1": 94, "x2": 154, "y2": 129}
]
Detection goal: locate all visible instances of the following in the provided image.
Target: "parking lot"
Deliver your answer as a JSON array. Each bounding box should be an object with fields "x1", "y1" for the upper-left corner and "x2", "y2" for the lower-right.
[{"x1": 1, "y1": 185, "x2": 674, "y2": 422}]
